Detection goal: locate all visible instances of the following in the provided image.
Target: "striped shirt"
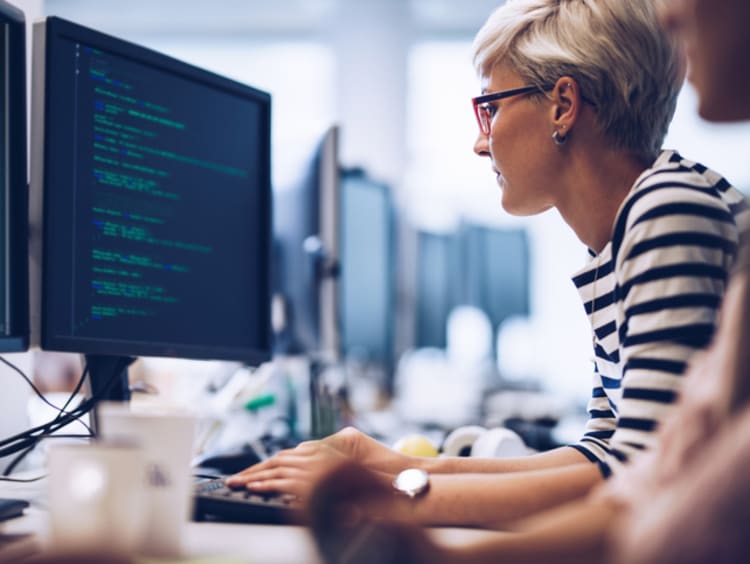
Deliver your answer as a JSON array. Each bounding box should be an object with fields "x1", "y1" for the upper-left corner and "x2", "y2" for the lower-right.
[{"x1": 570, "y1": 150, "x2": 748, "y2": 477}]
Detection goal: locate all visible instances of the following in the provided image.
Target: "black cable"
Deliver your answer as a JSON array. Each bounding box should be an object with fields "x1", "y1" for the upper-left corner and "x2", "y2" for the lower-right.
[
  {"x1": 0, "y1": 356, "x2": 70, "y2": 415},
  {"x1": 0, "y1": 393, "x2": 92, "y2": 450},
  {"x1": 4, "y1": 445, "x2": 38, "y2": 476},
  {"x1": 51, "y1": 364, "x2": 94, "y2": 435},
  {"x1": 0, "y1": 474, "x2": 46, "y2": 483},
  {"x1": 3, "y1": 432, "x2": 95, "y2": 476},
  {"x1": 0, "y1": 356, "x2": 94, "y2": 439},
  {"x1": 54, "y1": 363, "x2": 89, "y2": 417},
  {"x1": 0, "y1": 357, "x2": 132, "y2": 464},
  {"x1": 0, "y1": 407, "x2": 91, "y2": 459},
  {"x1": 0, "y1": 357, "x2": 126, "y2": 450},
  {"x1": 0, "y1": 405, "x2": 90, "y2": 463}
]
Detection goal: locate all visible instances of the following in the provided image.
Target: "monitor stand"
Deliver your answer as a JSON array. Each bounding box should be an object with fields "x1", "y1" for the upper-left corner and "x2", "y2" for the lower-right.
[
  {"x1": 309, "y1": 357, "x2": 347, "y2": 439},
  {"x1": 84, "y1": 354, "x2": 136, "y2": 434}
]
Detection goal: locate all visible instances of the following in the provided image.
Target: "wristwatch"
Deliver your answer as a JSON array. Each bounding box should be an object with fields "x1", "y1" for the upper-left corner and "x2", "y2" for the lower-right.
[{"x1": 392, "y1": 468, "x2": 430, "y2": 498}]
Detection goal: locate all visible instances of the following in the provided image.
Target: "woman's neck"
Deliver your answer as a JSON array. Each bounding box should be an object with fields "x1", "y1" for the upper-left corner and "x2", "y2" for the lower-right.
[{"x1": 555, "y1": 148, "x2": 651, "y2": 253}]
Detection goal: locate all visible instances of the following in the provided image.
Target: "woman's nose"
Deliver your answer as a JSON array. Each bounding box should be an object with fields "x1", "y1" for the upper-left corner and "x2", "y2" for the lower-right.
[{"x1": 474, "y1": 131, "x2": 490, "y2": 157}]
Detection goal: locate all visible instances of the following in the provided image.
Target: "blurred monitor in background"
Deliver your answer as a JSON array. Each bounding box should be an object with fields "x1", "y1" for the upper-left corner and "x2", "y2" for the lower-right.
[
  {"x1": 339, "y1": 168, "x2": 396, "y2": 377},
  {"x1": 414, "y1": 230, "x2": 462, "y2": 349},
  {"x1": 413, "y1": 223, "x2": 530, "y2": 355},
  {"x1": 272, "y1": 126, "x2": 340, "y2": 360}
]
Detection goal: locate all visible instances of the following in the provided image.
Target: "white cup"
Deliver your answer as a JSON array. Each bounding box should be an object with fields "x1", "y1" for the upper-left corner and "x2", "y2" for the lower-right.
[
  {"x1": 97, "y1": 403, "x2": 197, "y2": 557},
  {"x1": 47, "y1": 442, "x2": 149, "y2": 554},
  {"x1": 470, "y1": 427, "x2": 527, "y2": 458}
]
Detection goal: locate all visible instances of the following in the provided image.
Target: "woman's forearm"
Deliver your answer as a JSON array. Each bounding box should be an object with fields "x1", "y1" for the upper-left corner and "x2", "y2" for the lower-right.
[{"x1": 409, "y1": 463, "x2": 603, "y2": 528}]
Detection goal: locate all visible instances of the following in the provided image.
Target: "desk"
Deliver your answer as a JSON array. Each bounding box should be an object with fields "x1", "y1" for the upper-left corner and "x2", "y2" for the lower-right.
[{"x1": 0, "y1": 474, "x2": 507, "y2": 563}]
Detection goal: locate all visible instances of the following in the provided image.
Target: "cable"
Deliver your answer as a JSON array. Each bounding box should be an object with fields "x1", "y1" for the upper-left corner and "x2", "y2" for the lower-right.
[
  {"x1": 0, "y1": 474, "x2": 46, "y2": 483},
  {"x1": 0, "y1": 405, "x2": 92, "y2": 460},
  {"x1": 0, "y1": 357, "x2": 133, "y2": 467},
  {"x1": 3, "y1": 433, "x2": 94, "y2": 476},
  {"x1": 0, "y1": 356, "x2": 94, "y2": 436},
  {"x1": 0, "y1": 363, "x2": 95, "y2": 450},
  {"x1": 4, "y1": 446, "x2": 38, "y2": 476},
  {"x1": 0, "y1": 356, "x2": 70, "y2": 415},
  {"x1": 51, "y1": 364, "x2": 94, "y2": 435}
]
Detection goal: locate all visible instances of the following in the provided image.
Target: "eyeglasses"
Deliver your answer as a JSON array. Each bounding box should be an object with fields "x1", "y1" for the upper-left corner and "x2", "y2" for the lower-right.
[{"x1": 472, "y1": 84, "x2": 555, "y2": 136}]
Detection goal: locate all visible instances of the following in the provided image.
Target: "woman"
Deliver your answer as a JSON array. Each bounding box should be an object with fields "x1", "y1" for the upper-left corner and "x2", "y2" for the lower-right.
[
  {"x1": 306, "y1": 0, "x2": 750, "y2": 561},
  {"x1": 229, "y1": 0, "x2": 745, "y2": 529}
]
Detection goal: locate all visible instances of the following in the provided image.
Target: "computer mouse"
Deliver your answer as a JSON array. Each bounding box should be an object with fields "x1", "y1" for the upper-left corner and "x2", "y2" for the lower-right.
[{"x1": 193, "y1": 445, "x2": 263, "y2": 475}]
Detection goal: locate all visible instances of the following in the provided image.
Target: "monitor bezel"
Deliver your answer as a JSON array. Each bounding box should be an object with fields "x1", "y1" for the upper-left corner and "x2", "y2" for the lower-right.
[
  {"x1": 0, "y1": 0, "x2": 29, "y2": 353},
  {"x1": 31, "y1": 16, "x2": 273, "y2": 365}
]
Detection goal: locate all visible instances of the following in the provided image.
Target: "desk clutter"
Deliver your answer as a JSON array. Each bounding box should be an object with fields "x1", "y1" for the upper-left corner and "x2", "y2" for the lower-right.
[{"x1": 45, "y1": 405, "x2": 197, "y2": 558}]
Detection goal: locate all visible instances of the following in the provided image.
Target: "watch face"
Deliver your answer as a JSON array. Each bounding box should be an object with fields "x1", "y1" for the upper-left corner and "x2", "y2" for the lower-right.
[{"x1": 393, "y1": 468, "x2": 430, "y2": 498}]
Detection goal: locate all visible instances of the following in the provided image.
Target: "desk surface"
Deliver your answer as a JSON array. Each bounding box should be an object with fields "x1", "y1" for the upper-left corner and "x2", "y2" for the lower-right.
[{"x1": 0, "y1": 474, "x2": 507, "y2": 563}]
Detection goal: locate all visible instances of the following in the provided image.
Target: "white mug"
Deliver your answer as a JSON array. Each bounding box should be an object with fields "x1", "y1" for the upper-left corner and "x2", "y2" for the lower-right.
[
  {"x1": 47, "y1": 442, "x2": 148, "y2": 554},
  {"x1": 97, "y1": 403, "x2": 197, "y2": 557}
]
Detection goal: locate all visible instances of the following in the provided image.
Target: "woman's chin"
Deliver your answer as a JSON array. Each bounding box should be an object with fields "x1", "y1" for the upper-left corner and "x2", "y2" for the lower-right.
[
  {"x1": 501, "y1": 200, "x2": 531, "y2": 216},
  {"x1": 500, "y1": 194, "x2": 551, "y2": 217},
  {"x1": 499, "y1": 189, "x2": 522, "y2": 215}
]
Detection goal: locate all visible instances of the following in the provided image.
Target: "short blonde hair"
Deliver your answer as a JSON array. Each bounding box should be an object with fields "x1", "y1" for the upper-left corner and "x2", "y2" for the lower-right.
[{"x1": 473, "y1": 0, "x2": 684, "y2": 160}]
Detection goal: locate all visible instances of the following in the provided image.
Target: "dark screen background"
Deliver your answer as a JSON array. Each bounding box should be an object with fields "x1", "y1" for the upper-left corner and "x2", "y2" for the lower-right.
[{"x1": 43, "y1": 21, "x2": 271, "y2": 362}]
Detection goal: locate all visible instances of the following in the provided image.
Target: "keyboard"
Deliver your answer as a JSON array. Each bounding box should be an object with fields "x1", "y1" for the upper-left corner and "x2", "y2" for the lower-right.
[{"x1": 192, "y1": 478, "x2": 302, "y2": 524}]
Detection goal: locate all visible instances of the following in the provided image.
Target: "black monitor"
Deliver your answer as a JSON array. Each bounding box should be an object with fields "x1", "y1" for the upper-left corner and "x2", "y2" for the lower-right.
[
  {"x1": 0, "y1": 1, "x2": 28, "y2": 353},
  {"x1": 30, "y1": 17, "x2": 273, "y2": 403},
  {"x1": 272, "y1": 125, "x2": 340, "y2": 359},
  {"x1": 339, "y1": 168, "x2": 395, "y2": 368},
  {"x1": 414, "y1": 224, "x2": 530, "y2": 350},
  {"x1": 414, "y1": 230, "x2": 462, "y2": 349},
  {"x1": 461, "y1": 223, "x2": 530, "y2": 333}
]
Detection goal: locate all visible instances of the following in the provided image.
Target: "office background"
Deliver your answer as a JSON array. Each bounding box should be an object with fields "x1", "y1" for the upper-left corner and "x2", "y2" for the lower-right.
[{"x1": 3, "y1": 0, "x2": 750, "y2": 459}]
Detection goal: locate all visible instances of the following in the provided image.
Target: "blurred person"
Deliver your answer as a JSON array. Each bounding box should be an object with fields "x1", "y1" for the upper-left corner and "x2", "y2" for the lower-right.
[
  {"x1": 611, "y1": 0, "x2": 750, "y2": 560},
  {"x1": 229, "y1": 0, "x2": 747, "y2": 529}
]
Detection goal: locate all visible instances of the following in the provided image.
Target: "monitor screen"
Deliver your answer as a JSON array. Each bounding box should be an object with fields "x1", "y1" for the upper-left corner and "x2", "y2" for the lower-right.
[
  {"x1": 413, "y1": 224, "x2": 530, "y2": 350},
  {"x1": 30, "y1": 17, "x2": 272, "y2": 367},
  {"x1": 0, "y1": 0, "x2": 28, "y2": 353},
  {"x1": 461, "y1": 223, "x2": 530, "y2": 332},
  {"x1": 414, "y1": 230, "x2": 462, "y2": 349},
  {"x1": 339, "y1": 168, "x2": 395, "y2": 366},
  {"x1": 272, "y1": 126, "x2": 340, "y2": 358}
]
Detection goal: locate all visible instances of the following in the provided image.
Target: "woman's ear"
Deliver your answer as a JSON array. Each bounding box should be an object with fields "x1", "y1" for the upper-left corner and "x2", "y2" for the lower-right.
[{"x1": 550, "y1": 76, "x2": 582, "y2": 133}]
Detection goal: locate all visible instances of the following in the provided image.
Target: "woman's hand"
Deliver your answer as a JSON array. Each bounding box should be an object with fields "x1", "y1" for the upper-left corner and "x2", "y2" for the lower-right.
[
  {"x1": 224, "y1": 427, "x2": 412, "y2": 500},
  {"x1": 319, "y1": 427, "x2": 416, "y2": 474},
  {"x1": 224, "y1": 439, "x2": 350, "y2": 500}
]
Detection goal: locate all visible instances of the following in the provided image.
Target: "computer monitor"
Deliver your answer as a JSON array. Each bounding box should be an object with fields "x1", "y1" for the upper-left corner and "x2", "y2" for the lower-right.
[
  {"x1": 272, "y1": 125, "x2": 340, "y2": 359},
  {"x1": 414, "y1": 230, "x2": 462, "y2": 349},
  {"x1": 414, "y1": 224, "x2": 530, "y2": 350},
  {"x1": 30, "y1": 17, "x2": 273, "y2": 403},
  {"x1": 461, "y1": 223, "x2": 530, "y2": 333},
  {"x1": 0, "y1": 1, "x2": 28, "y2": 353},
  {"x1": 339, "y1": 168, "x2": 395, "y2": 368}
]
